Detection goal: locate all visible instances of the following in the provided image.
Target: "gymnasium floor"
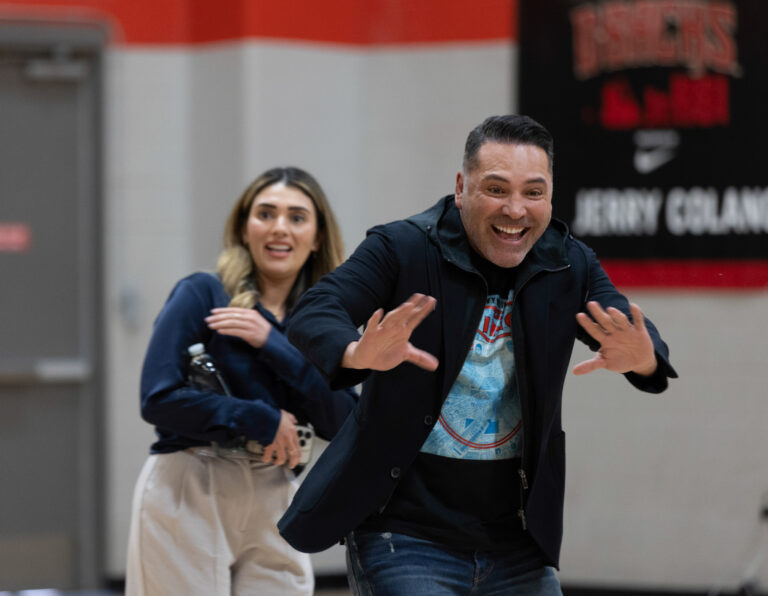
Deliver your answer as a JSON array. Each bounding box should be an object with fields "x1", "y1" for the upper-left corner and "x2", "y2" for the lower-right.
[{"x1": 0, "y1": 589, "x2": 352, "y2": 596}]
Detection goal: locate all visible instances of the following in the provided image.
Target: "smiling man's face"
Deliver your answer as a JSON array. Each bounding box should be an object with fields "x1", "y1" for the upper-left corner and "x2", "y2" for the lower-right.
[{"x1": 455, "y1": 141, "x2": 553, "y2": 268}]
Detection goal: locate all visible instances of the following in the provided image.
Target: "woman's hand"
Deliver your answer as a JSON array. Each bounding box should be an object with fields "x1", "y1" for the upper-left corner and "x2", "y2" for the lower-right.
[
  {"x1": 206, "y1": 307, "x2": 272, "y2": 348},
  {"x1": 262, "y1": 410, "x2": 302, "y2": 468}
]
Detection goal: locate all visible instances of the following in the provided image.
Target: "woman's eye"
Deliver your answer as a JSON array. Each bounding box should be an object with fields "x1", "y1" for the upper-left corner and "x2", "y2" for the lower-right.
[
  {"x1": 257, "y1": 210, "x2": 273, "y2": 220},
  {"x1": 291, "y1": 214, "x2": 306, "y2": 223},
  {"x1": 488, "y1": 186, "x2": 503, "y2": 194}
]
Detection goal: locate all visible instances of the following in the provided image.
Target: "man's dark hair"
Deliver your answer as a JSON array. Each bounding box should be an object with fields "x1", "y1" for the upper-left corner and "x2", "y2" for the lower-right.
[{"x1": 463, "y1": 114, "x2": 554, "y2": 174}]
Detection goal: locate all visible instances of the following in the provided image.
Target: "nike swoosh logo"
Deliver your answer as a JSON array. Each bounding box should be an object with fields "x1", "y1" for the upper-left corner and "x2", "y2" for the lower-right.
[{"x1": 634, "y1": 148, "x2": 675, "y2": 174}]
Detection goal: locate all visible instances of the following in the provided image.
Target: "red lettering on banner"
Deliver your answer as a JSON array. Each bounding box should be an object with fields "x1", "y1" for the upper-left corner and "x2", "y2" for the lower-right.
[
  {"x1": 604, "y1": 2, "x2": 632, "y2": 71},
  {"x1": 670, "y1": 74, "x2": 729, "y2": 127},
  {"x1": 708, "y1": 4, "x2": 737, "y2": 73},
  {"x1": 571, "y1": 0, "x2": 739, "y2": 80},
  {"x1": 643, "y1": 86, "x2": 670, "y2": 127},
  {"x1": 571, "y1": 6, "x2": 599, "y2": 79},
  {"x1": 600, "y1": 74, "x2": 729, "y2": 129},
  {"x1": 654, "y1": 0, "x2": 679, "y2": 64},
  {"x1": 601, "y1": 78, "x2": 641, "y2": 129}
]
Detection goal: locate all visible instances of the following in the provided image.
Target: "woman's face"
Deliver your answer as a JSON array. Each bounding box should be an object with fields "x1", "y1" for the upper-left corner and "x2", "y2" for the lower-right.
[{"x1": 242, "y1": 183, "x2": 319, "y2": 289}]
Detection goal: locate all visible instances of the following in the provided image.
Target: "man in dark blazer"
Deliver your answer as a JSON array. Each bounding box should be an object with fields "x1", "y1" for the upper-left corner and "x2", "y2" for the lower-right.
[{"x1": 279, "y1": 115, "x2": 677, "y2": 595}]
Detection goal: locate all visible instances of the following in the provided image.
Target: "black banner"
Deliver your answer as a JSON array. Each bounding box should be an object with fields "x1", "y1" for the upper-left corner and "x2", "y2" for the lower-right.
[{"x1": 518, "y1": 0, "x2": 768, "y2": 261}]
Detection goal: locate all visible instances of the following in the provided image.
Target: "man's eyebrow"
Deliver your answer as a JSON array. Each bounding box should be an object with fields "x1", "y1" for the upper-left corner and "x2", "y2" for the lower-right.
[
  {"x1": 481, "y1": 174, "x2": 548, "y2": 185},
  {"x1": 482, "y1": 174, "x2": 510, "y2": 183}
]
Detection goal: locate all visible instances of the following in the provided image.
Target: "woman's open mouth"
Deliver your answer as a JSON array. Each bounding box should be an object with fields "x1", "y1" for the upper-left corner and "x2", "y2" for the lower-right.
[{"x1": 265, "y1": 243, "x2": 293, "y2": 256}]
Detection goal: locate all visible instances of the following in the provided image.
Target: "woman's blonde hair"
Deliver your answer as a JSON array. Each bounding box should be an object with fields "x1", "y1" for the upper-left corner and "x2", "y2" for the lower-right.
[{"x1": 217, "y1": 167, "x2": 344, "y2": 309}]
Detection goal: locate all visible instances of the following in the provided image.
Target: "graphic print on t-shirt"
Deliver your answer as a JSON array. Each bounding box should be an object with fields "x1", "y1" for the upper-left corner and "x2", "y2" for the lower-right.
[{"x1": 421, "y1": 290, "x2": 522, "y2": 460}]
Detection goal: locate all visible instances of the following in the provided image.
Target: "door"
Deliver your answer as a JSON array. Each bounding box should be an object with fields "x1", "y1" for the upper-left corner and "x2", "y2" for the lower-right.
[{"x1": 0, "y1": 22, "x2": 104, "y2": 589}]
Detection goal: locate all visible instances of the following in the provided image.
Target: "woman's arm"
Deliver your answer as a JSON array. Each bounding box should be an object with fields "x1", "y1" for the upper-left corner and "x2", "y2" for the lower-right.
[{"x1": 140, "y1": 275, "x2": 282, "y2": 446}]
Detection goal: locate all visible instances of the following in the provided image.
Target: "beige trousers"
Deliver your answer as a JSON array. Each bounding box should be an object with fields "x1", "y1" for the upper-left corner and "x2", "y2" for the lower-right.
[{"x1": 125, "y1": 449, "x2": 313, "y2": 596}]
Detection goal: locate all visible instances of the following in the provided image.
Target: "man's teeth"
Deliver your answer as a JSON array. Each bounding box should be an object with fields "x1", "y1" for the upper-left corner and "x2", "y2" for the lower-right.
[{"x1": 493, "y1": 225, "x2": 524, "y2": 235}]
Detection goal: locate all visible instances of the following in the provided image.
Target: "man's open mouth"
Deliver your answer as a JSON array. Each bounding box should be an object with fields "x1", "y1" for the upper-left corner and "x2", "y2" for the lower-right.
[{"x1": 492, "y1": 224, "x2": 527, "y2": 240}]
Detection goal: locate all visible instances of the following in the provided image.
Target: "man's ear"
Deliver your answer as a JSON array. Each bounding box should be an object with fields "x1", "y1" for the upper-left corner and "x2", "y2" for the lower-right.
[{"x1": 454, "y1": 171, "x2": 464, "y2": 209}]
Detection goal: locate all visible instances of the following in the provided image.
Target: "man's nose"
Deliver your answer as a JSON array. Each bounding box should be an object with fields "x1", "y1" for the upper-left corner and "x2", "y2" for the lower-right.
[{"x1": 500, "y1": 196, "x2": 526, "y2": 218}]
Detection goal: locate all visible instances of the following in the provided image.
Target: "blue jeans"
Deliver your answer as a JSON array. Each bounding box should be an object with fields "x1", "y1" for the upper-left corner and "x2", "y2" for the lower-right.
[{"x1": 346, "y1": 530, "x2": 562, "y2": 595}]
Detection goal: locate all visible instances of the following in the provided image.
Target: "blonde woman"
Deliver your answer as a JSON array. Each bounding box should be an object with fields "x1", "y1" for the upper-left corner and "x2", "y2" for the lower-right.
[{"x1": 126, "y1": 167, "x2": 357, "y2": 595}]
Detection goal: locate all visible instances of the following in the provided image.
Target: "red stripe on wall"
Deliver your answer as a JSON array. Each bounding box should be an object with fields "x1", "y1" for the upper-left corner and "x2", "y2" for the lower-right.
[
  {"x1": 0, "y1": 1, "x2": 186, "y2": 43},
  {"x1": 0, "y1": 0, "x2": 516, "y2": 45},
  {"x1": 602, "y1": 260, "x2": 768, "y2": 289}
]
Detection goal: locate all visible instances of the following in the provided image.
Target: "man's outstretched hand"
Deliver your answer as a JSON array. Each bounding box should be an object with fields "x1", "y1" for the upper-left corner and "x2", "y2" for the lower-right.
[
  {"x1": 342, "y1": 293, "x2": 439, "y2": 372},
  {"x1": 573, "y1": 301, "x2": 658, "y2": 377}
]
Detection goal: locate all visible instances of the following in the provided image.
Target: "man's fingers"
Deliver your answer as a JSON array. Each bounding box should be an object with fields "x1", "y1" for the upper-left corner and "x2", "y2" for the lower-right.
[
  {"x1": 404, "y1": 295, "x2": 437, "y2": 329},
  {"x1": 629, "y1": 303, "x2": 647, "y2": 332},
  {"x1": 380, "y1": 294, "x2": 436, "y2": 328},
  {"x1": 586, "y1": 301, "x2": 616, "y2": 332},
  {"x1": 583, "y1": 302, "x2": 643, "y2": 335},
  {"x1": 606, "y1": 307, "x2": 629, "y2": 330},
  {"x1": 573, "y1": 356, "x2": 606, "y2": 376},
  {"x1": 405, "y1": 345, "x2": 439, "y2": 371},
  {"x1": 576, "y1": 312, "x2": 605, "y2": 342},
  {"x1": 380, "y1": 294, "x2": 426, "y2": 327},
  {"x1": 367, "y1": 308, "x2": 385, "y2": 329}
]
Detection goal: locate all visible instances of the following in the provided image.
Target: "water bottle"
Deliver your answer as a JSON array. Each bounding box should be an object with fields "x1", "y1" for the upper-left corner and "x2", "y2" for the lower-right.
[{"x1": 187, "y1": 343, "x2": 231, "y2": 395}]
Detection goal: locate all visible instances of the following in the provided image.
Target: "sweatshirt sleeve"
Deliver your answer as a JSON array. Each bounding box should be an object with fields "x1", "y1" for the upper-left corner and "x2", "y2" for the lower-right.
[
  {"x1": 140, "y1": 275, "x2": 281, "y2": 446},
  {"x1": 286, "y1": 227, "x2": 401, "y2": 389},
  {"x1": 576, "y1": 242, "x2": 678, "y2": 393}
]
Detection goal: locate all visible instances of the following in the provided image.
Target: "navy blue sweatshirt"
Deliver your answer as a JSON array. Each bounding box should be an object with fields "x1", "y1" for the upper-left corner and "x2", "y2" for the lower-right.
[{"x1": 140, "y1": 272, "x2": 357, "y2": 453}]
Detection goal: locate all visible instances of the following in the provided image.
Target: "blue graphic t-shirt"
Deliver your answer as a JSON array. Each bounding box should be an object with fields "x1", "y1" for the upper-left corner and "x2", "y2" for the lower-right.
[
  {"x1": 420, "y1": 289, "x2": 522, "y2": 460},
  {"x1": 363, "y1": 254, "x2": 544, "y2": 563}
]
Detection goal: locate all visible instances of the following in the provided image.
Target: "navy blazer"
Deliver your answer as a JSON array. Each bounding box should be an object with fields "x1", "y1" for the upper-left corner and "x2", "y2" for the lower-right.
[
  {"x1": 279, "y1": 196, "x2": 677, "y2": 566},
  {"x1": 140, "y1": 272, "x2": 357, "y2": 452}
]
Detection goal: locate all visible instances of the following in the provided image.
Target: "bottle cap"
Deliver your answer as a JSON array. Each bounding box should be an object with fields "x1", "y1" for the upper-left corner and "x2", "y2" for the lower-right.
[{"x1": 187, "y1": 343, "x2": 205, "y2": 356}]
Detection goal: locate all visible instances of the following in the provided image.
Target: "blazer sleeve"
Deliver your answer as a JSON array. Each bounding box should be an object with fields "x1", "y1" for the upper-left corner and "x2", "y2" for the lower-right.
[
  {"x1": 287, "y1": 226, "x2": 401, "y2": 389},
  {"x1": 259, "y1": 328, "x2": 358, "y2": 440},
  {"x1": 576, "y1": 242, "x2": 679, "y2": 393},
  {"x1": 140, "y1": 276, "x2": 282, "y2": 446}
]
